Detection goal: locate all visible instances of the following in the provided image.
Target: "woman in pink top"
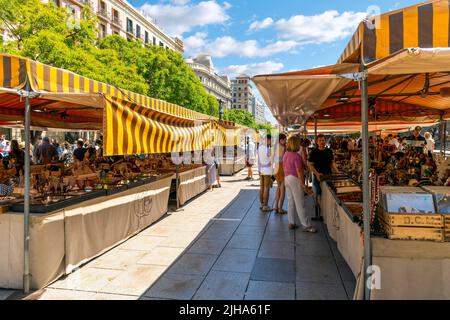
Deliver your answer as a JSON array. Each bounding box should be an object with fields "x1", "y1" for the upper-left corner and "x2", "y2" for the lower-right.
[{"x1": 283, "y1": 136, "x2": 316, "y2": 232}]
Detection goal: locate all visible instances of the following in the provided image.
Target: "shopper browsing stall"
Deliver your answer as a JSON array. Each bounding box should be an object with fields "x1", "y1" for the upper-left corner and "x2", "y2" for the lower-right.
[
  {"x1": 283, "y1": 136, "x2": 315, "y2": 232},
  {"x1": 73, "y1": 139, "x2": 87, "y2": 162},
  {"x1": 308, "y1": 134, "x2": 339, "y2": 217}
]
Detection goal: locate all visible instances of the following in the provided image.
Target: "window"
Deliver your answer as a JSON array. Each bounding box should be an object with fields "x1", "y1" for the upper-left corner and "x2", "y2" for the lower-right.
[
  {"x1": 126, "y1": 18, "x2": 133, "y2": 34},
  {"x1": 153, "y1": 36, "x2": 156, "y2": 46},
  {"x1": 159, "y1": 41, "x2": 164, "y2": 47},
  {"x1": 100, "y1": 24, "x2": 106, "y2": 38},
  {"x1": 112, "y1": 9, "x2": 120, "y2": 25},
  {"x1": 52, "y1": 0, "x2": 61, "y2": 6},
  {"x1": 145, "y1": 31, "x2": 149, "y2": 44},
  {"x1": 136, "y1": 25, "x2": 141, "y2": 38},
  {"x1": 99, "y1": 1, "x2": 107, "y2": 16}
]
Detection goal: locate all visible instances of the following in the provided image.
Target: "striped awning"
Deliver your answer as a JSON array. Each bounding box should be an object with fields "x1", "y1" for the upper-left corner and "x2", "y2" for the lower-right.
[
  {"x1": 338, "y1": 0, "x2": 450, "y2": 64},
  {"x1": 0, "y1": 53, "x2": 245, "y2": 155}
]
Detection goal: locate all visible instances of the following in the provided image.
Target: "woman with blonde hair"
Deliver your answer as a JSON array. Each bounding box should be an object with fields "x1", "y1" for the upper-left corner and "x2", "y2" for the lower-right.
[{"x1": 283, "y1": 136, "x2": 316, "y2": 232}]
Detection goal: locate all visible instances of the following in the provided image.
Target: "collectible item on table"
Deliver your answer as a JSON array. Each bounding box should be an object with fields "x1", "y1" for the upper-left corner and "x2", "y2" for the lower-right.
[
  {"x1": 422, "y1": 186, "x2": 450, "y2": 214},
  {"x1": 381, "y1": 187, "x2": 435, "y2": 214}
]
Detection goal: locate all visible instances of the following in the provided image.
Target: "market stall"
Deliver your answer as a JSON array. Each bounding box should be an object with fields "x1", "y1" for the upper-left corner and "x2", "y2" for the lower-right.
[
  {"x1": 254, "y1": 0, "x2": 450, "y2": 300},
  {"x1": 0, "y1": 53, "x2": 237, "y2": 290}
]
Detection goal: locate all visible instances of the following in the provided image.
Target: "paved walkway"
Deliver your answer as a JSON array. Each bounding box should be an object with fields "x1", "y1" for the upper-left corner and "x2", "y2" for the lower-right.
[{"x1": 23, "y1": 170, "x2": 355, "y2": 300}]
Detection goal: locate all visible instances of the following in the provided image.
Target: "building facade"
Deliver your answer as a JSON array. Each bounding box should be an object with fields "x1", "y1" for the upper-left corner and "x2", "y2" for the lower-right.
[
  {"x1": 42, "y1": 0, "x2": 184, "y2": 53},
  {"x1": 186, "y1": 55, "x2": 232, "y2": 110},
  {"x1": 252, "y1": 97, "x2": 266, "y2": 124},
  {"x1": 231, "y1": 75, "x2": 254, "y2": 113}
]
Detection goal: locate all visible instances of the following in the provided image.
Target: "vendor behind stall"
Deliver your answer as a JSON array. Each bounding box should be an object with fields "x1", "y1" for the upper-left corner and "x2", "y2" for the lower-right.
[
  {"x1": 308, "y1": 134, "x2": 339, "y2": 219},
  {"x1": 407, "y1": 126, "x2": 426, "y2": 148},
  {"x1": 73, "y1": 139, "x2": 87, "y2": 162},
  {"x1": 34, "y1": 137, "x2": 59, "y2": 165}
]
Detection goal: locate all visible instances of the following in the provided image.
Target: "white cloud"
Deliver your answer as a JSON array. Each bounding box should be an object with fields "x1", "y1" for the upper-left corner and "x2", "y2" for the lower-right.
[
  {"x1": 220, "y1": 61, "x2": 284, "y2": 77},
  {"x1": 249, "y1": 10, "x2": 366, "y2": 44},
  {"x1": 140, "y1": 1, "x2": 230, "y2": 36},
  {"x1": 249, "y1": 18, "x2": 274, "y2": 31},
  {"x1": 184, "y1": 33, "x2": 298, "y2": 58}
]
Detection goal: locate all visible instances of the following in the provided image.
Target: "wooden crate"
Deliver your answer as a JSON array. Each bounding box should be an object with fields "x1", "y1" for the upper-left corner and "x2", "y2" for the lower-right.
[
  {"x1": 445, "y1": 215, "x2": 450, "y2": 241},
  {"x1": 382, "y1": 212, "x2": 444, "y2": 228},
  {"x1": 382, "y1": 222, "x2": 445, "y2": 242}
]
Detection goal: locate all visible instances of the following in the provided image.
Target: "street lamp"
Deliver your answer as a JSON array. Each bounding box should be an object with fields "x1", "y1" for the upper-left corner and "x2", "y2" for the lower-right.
[{"x1": 219, "y1": 99, "x2": 224, "y2": 120}]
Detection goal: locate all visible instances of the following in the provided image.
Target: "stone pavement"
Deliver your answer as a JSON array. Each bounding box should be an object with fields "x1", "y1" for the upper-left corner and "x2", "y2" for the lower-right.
[
  {"x1": 0, "y1": 289, "x2": 14, "y2": 300},
  {"x1": 28, "y1": 169, "x2": 355, "y2": 300}
]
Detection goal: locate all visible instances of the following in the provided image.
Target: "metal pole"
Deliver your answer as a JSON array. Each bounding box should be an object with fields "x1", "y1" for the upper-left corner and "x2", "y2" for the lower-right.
[
  {"x1": 314, "y1": 116, "x2": 318, "y2": 144},
  {"x1": 23, "y1": 87, "x2": 31, "y2": 294},
  {"x1": 444, "y1": 121, "x2": 447, "y2": 159},
  {"x1": 176, "y1": 164, "x2": 180, "y2": 210},
  {"x1": 360, "y1": 68, "x2": 372, "y2": 300}
]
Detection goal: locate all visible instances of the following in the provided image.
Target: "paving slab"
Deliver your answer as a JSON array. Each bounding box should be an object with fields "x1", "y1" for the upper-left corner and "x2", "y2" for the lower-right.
[
  {"x1": 263, "y1": 230, "x2": 295, "y2": 243},
  {"x1": 193, "y1": 271, "x2": 250, "y2": 300},
  {"x1": 344, "y1": 280, "x2": 357, "y2": 300},
  {"x1": 296, "y1": 281, "x2": 348, "y2": 300},
  {"x1": 89, "y1": 249, "x2": 148, "y2": 270},
  {"x1": 258, "y1": 241, "x2": 295, "y2": 260},
  {"x1": 235, "y1": 225, "x2": 266, "y2": 236},
  {"x1": 295, "y1": 256, "x2": 341, "y2": 284},
  {"x1": 188, "y1": 238, "x2": 228, "y2": 255},
  {"x1": 160, "y1": 231, "x2": 200, "y2": 248},
  {"x1": 38, "y1": 288, "x2": 97, "y2": 300},
  {"x1": 0, "y1": 289, "x2": 14, "y2": 300},
  {"x1": 227, "y1": 234, "x2": 263, "y2": 250},
  {"x1": 212, "y1": 248, "x2": 257, "y2": 273},
  {"x1": 139, "y1": 225, "x2": 178, "y2": 237},
  {"x1": 295, "y1": 240, "x2": 333, "y2": 258},
  {"x1": 143, "y1": 273, "x2": 205, "y2": 300},
  {"x1": 137, "y1": 246, "x2": 185, "y2": 267},
  {"x1": 117, "y1": 235, "x2": 165, "y2": 252},
  {"x1": 168, "y1": 253, "x2": 218, "y2": 276},
  {"x1": 100, "y1": 265, "x2": 166, "y2": 296},
  {"x1": 245, "y1": 281, "x2": 295, "y2": 300},
  {"x1": 250, "y1": 258, "x2": 295, "y2": 283},
  {"x1": 49, "y1": 268, "x2": 122, "y2": 292}
]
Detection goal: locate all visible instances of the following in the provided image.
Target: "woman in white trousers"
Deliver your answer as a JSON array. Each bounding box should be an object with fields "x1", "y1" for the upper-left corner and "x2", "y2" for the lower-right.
[{"x1": 283, "y1": 136, "x2": 316, "y2": 232}]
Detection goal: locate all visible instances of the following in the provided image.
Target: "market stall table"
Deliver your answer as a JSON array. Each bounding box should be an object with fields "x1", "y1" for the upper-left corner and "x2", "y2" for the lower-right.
[{"x1": 0, "y1": 173, "x2": 173, "y2": 290}]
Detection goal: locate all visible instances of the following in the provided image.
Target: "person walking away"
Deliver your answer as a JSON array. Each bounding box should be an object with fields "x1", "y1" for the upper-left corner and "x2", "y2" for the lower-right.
[
  {"x1": 9, "y1": 140, "x2": 25, "y2": 176},
  {"x1": 283, "y1": 136, "x2": 316, "y2": 232},
  {"x1": 299, "y1": 138, "x2": 311, "y2": 186},
  {"x1": 308, "y1": 134, "x2": 339, "y2": 220},
  {"x1": 245, "y1": 137, "x2": 256, "y2": 180},
  {"x1": 273, "y1": 134, "x2": 287, "y2": 214},
  {"x1": 205, "y1": 148, "x2": 218, "y2": 191},
  {"x1": 73, "y1": 139, "x2": 87, "y2": 162},
  {"x1": 34, "y1": 137, "x2": 58, "y2": 165},
  {"x1": 424, "y1": 132, "x2": 435, "y2": 155},
  {"x1": 258, "y1": 134, "x2": 273, "y2": 212}
]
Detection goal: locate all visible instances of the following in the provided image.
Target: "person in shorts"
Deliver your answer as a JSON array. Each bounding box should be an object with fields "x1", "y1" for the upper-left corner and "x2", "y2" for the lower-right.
[
  {"x1": 258, "y1": 134, "x2": 273, "y2": 212},
  {"x1": 273, "y1": 133, "x2": 287, "y2": 214},
  {"x1": 245, "y1": 136, "x2": 256, "y2": 180}
]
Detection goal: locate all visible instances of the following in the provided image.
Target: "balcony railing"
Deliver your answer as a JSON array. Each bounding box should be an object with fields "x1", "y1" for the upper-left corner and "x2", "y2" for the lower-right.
[
  {"x1": 98, "y1": 9, "x2": 108, "y2": 20},
  {"x1": 73, "y1": 0, "x2": 92, "y2": 7},
  {"x1": 126, "y1": 28, "x2": 136, "y2": 36},
  {"x1": 111, "y1": 16, "x2": 122, "y2": 27}
]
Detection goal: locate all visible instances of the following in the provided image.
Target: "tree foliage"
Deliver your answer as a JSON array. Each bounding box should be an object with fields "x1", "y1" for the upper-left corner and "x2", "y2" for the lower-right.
[{"x1": 0, "y1": 0, "x2": 218, "y2": 114}]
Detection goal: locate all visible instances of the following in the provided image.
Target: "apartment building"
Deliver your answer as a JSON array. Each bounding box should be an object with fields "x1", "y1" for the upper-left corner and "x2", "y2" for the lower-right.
[
  {"x1": 186, "y1": 55, "x2": 232, "y2": 110},
  {"x1": 252, "y1": 97, "x2": 266, "y2": 124},
  {"x1": 231, "y1": 75, "x2": 254, "y2": 113},
  {"x1": 43, "y1": 0, "x2": 184, "y2": 53}
]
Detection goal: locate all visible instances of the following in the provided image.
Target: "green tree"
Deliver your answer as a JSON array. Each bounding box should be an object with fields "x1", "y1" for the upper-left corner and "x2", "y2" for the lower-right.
[
  {"x1": 225, "y1": 109, "x2": 257, "y2": 128},
  {"x1": 0, "y1": 0, "x2": 218, "y2": 113}
]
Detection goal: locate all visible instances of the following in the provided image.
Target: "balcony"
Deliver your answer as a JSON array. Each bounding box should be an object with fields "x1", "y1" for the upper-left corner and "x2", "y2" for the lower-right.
[
  {"x1": 97, "y1": 8, "x2": 109, "y2": 21},
  {"x1": 126, "y1": 28, "x2": 136, "y2": 37},
  {"x1": 72, "y1": 0, "x2": 92, "y2": 7},
  {"x1": 111, "y1": 16, "x2": 122, "y2": 28}
]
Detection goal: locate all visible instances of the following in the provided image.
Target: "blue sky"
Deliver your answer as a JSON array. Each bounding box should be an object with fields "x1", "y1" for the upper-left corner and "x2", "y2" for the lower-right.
[{"x1": 128, "y1": 0, "x2": 423, "y2": 122}]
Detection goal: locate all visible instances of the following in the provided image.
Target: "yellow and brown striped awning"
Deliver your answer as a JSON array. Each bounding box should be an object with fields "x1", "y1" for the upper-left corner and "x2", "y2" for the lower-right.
[
  {"x1": 0, "y1": 53, "x2": 246, "y2": 155},
  {"x1": 339, "y1": 0, "x2": 450, "y2": 64}
]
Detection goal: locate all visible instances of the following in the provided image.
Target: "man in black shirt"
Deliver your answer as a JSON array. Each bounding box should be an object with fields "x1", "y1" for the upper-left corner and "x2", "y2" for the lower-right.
[
  {"x1": 308, "y1": 134, "x2": 339, "y2": 219},
  {"x1": 34, "y1": 137, "x2": 58, "y2": 164},
  {"x1": 73, "y1": 139, "x2": 87, "y2": 162}
]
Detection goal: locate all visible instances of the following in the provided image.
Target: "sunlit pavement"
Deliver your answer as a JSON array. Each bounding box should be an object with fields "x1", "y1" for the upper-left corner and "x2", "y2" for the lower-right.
[{"x1": 14, "y1": 169, "x2": 355, "y2": 300}]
